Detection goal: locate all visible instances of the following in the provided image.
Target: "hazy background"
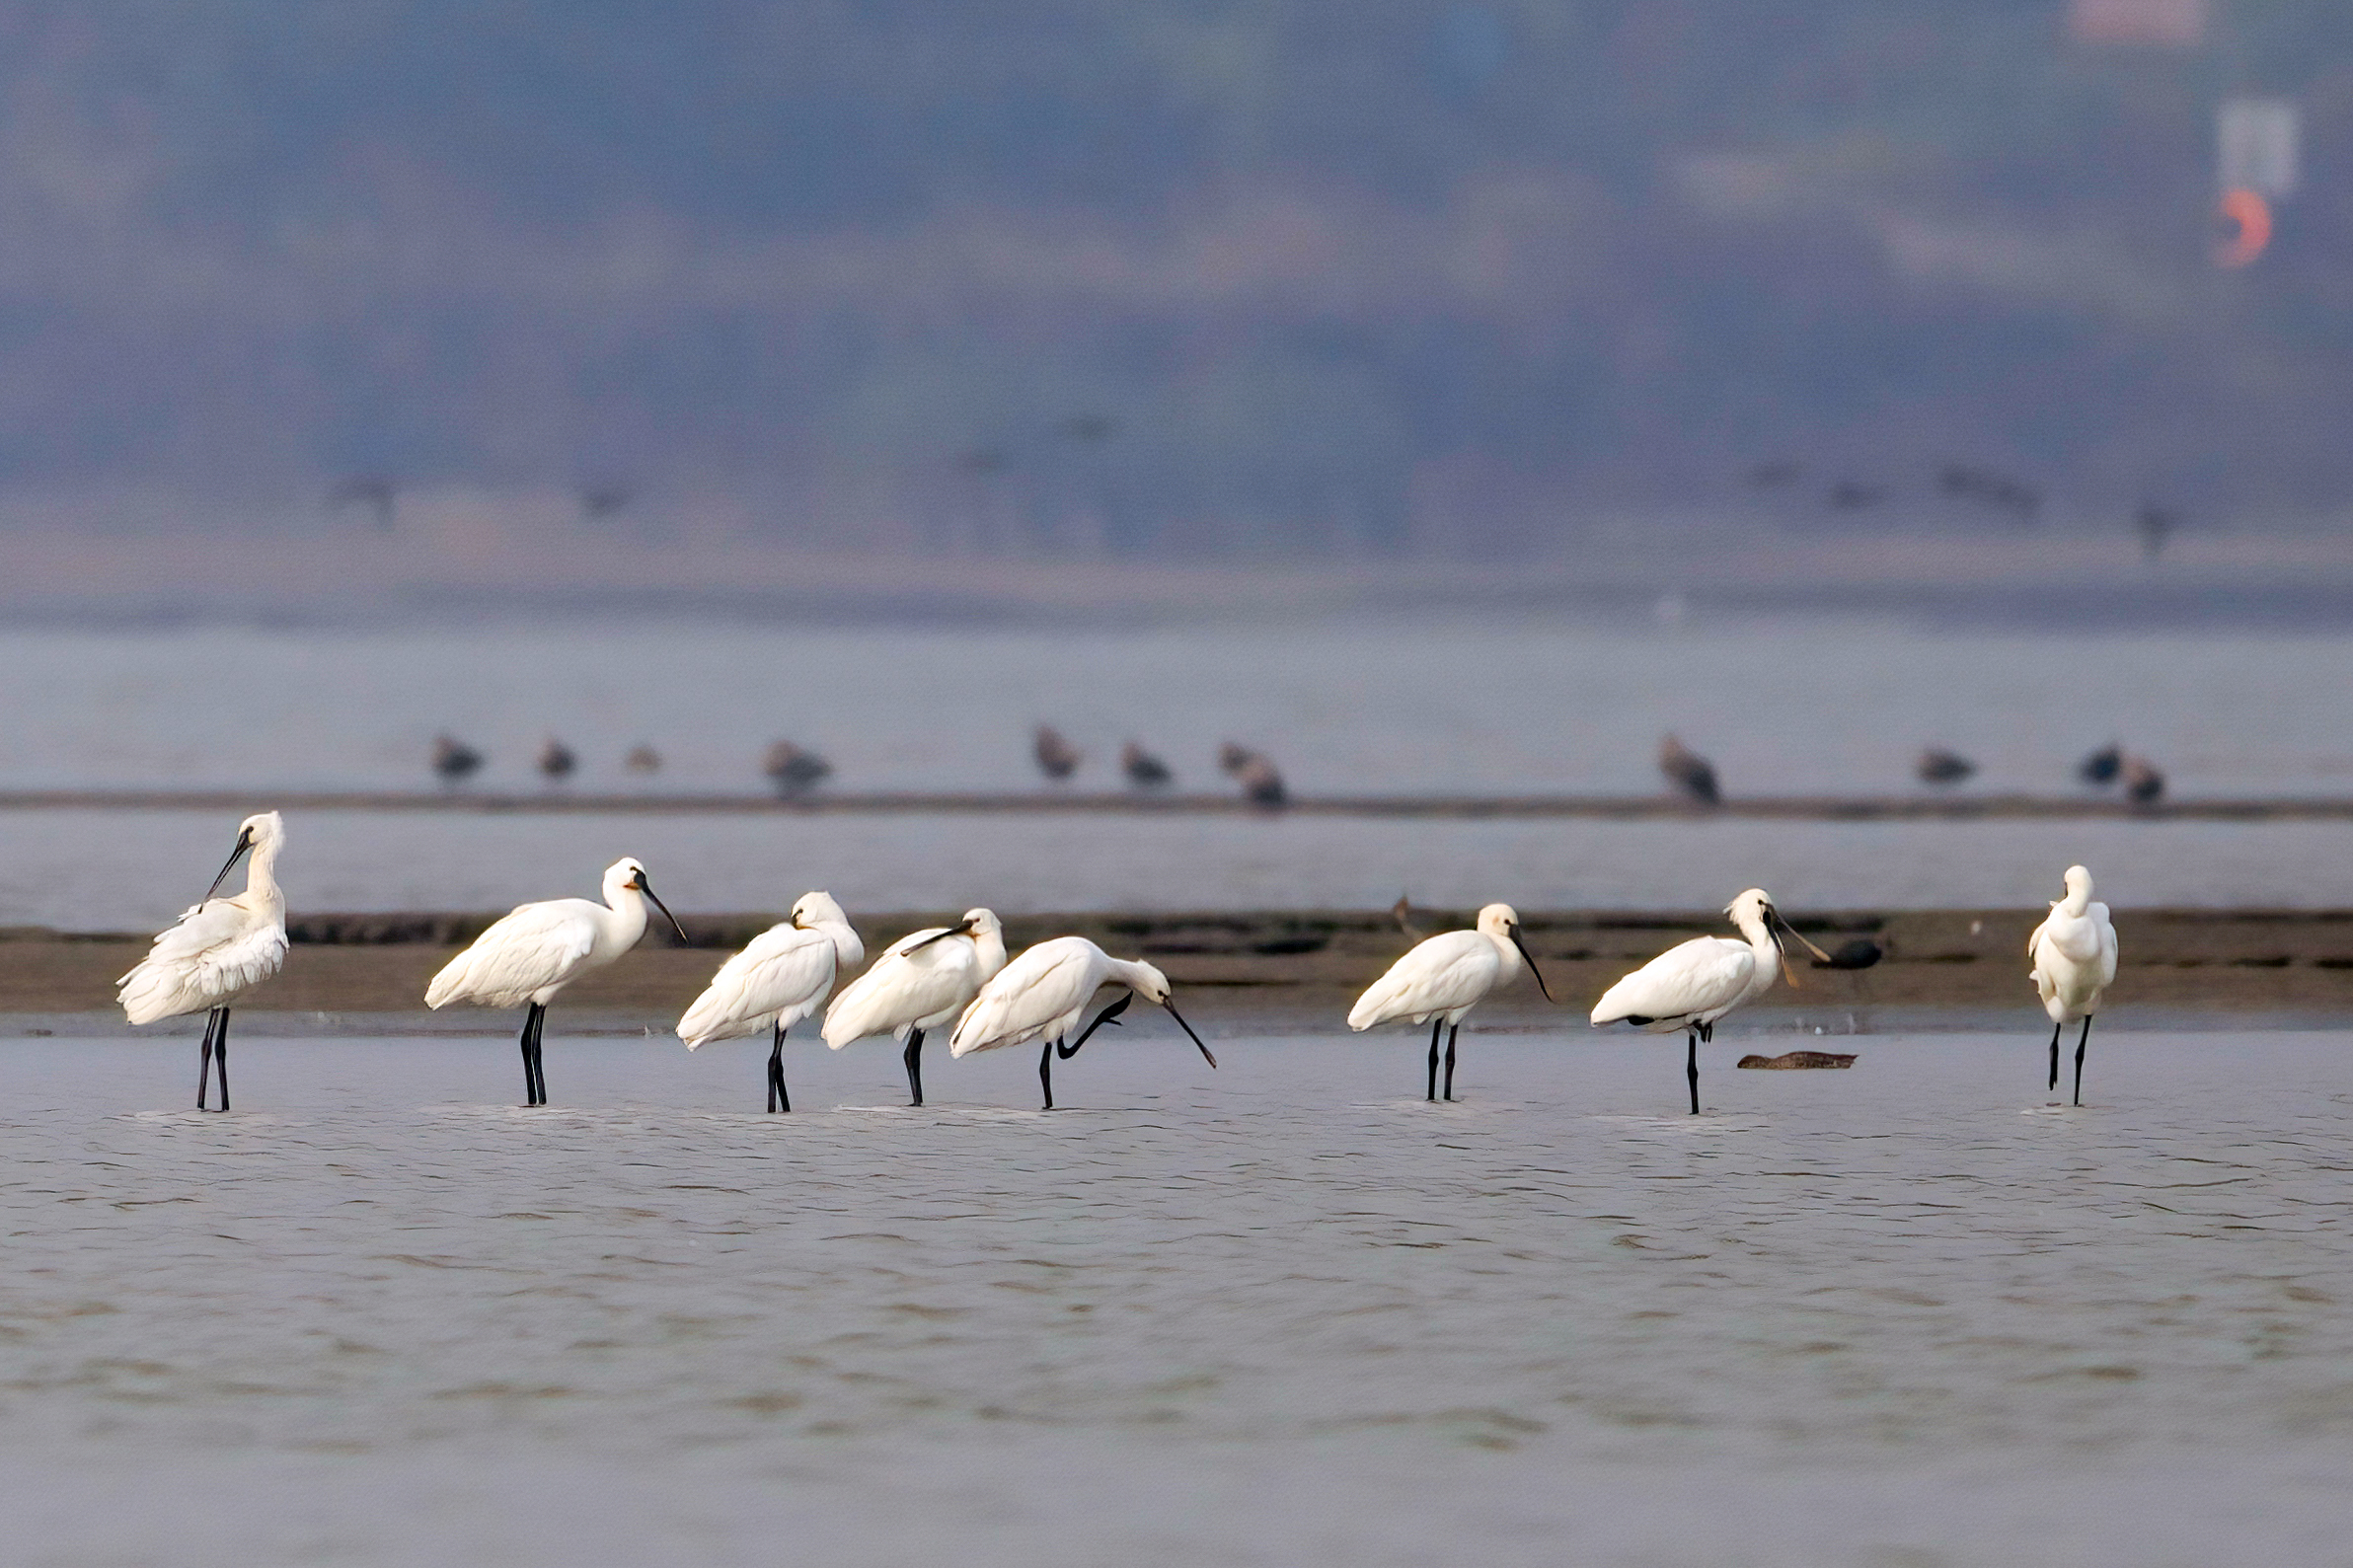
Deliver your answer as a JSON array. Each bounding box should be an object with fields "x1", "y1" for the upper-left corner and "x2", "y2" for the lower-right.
[{"x1": 0, "y1": 1, "x2": 2342, "y2": 620}]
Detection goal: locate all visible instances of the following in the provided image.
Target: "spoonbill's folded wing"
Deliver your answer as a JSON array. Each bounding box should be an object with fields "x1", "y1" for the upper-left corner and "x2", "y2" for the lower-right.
[
  {"x1": 949, "y1": 941, "x2": 1094, "y2": 1057},
  {"x1": 117, "y1": 901, "x2": 289, "y2": 1024},
  {"x1": 678, "y1": 925, "x2": 838, "y2": 1047},
  {"x1": 1347, "y1": 932, "x2": 1494, "y2": 1029},
  {"x1": 425, "y1": 901, "x2": 598, "y2": 1009},
  {"x1": 823, "y1": 932, "x2": 973, "y2": 1048},
  {"x1": 1591, "y1": 936, "x2": 1753, "y2": 1028}
]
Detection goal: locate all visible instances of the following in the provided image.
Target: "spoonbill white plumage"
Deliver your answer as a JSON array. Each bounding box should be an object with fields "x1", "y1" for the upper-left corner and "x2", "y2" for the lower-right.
[
  {"x1": 1346, "y1": 904, "x2": 1552, "y2": 1100},
  {"x1": 117, "y1": 812, "x2": 290, "y2": 1111},
  {"x1": 821, "y1": 908, "x2": 1007, "y2": 1105},
  {"x1": 2028, "y1": 864, "x2": 2118, "y2": 1105},
  {"x1": 677, "y1": 892, "x2": 864, "y2": 1112},
  {"x1": 424, "y1": 858, "x2": 687, "y2": 1106},
  {"x1": 949, "y1": 936, "x2": 1216, "y2": 1109},
  {"x1": 1589, "y1": 889, "x2": 1833, "y2": 1113}
]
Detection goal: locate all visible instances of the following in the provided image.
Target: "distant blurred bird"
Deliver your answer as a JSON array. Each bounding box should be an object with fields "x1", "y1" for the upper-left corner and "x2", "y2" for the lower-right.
[
  {"x1": 1811, "y1": 938, "x2": 1885, "y2": 971},
  {"x1": 1936, "y1": 464, "x2": 2040, "y2": 522},
  {"x1": 2121, "y1": 753, "x2": 2165, "y2": 805},
  {"x1": 1218, "y1": 743, "x2": 1287, "y2": 809},
  {"x1": 1120, "y1": 741, "x2": 1173, "y2": 790},
  {"x1": 537, "y1": 737, "x2": 577, "y2": 785},
  {"x1": 1916, "y1": 747, "x2": 1976, "y2": 786},
  {"x1": 764, "y1": 741, "x2": 832, "y2": 796},
  {"x1": 1658, "y1": 734, "x2": 1719, "y2": 805},
  {"x1": 328, "y1": 475, "x2": 397, "y2": 530},
  {"x1": 1826, "y1": 480, "x2": 1885, "y2": 510},
  {"x1": 624, "y1": 743, "x2": 662, "y2": 776},
  {"x1": 579, "y1": 482, "x2": 635, "y2": 521},
  {"x1": 1034, "y1": 725, "x2": 1082, "y2": 782},
  {"x1": 1390, "y1": 894, "x2": 1421, "y2": 940},
  {"x1": 431, "y1": 734, "x2": 485, "y2": 787},
  {"x1": 2077, "y1": 744, "x2": 2123, "y2": 787},
  {"x1": 2136, "y1": 503, "x2": 2178, "y2": 562}
]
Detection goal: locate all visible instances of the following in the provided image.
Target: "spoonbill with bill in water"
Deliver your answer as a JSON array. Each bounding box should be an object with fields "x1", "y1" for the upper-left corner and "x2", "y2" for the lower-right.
[
  {"x1": 117, "y1": 811, "x2": 290, "y2": 1111},
  {"x1": 949, "y1": 936, "x2": 1217, "y2": 1109},
  {"x1": 424, "y1": 857, "x2": 688, "y2": 1106},
  {"x1": 675, "y1": 892, "x2": 864, "y2": 1112},
  {"x1": 822, "y1": 909, "x2": 1007, "y2": 1105},
  {"x1": 1346, "y1": 904, "x2": 1551, "y2": 1100}
]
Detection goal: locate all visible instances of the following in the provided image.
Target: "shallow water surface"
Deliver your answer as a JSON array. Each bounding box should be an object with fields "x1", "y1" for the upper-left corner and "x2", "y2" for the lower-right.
[{"x1": 3, "y1": 1030, "x2": 2350, "y2": 1565}]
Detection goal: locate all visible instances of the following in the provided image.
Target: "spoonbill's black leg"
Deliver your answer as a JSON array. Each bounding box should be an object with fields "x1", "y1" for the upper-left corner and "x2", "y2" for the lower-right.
[
  {"x1": 1442, "y1": 1022, "x2": 1460, "y2": 1101},
  {"x1": 2048, "y1": 1021, "x2": 2063, "y2": 1092},
  {"x1": 195, "y1": 1008, "x2": 221, "y2": 1110},
  {"x1": 1057, "y1": 994, "x2": 1131, "y2": 1060},
  {"x1": 214, "y1": 1009, "x2": 232, "y2": 1112},
  {"x1": 518, "y1": 1002, "x2": 547, "y2": 1106},
  {"x1": 530, "y1": 1007, "x2": 549, "y2": 1106},
  {"x1": 767, "y1": 1021, "x2": 791, "y2": 1113},
  {"x1": 1686, "y1": 1028, "x2": 1701, "y2": 1115},
  {"x1": 1039, "y1": 1039, "x2": 1055, "y2": 1110},
  {"x1": 903, "y1": 1028, "x2": 924, "y2": 1107},
  {"x1": 2073, "y1": 1016, "x2": 2091, "y2": 1107},
  {"x1": 1426, "y1": 1018, "x2": 1443, "y2": 1101}
]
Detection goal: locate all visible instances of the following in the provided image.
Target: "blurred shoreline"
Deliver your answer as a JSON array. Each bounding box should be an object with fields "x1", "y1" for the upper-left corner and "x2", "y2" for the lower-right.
[{"x1": 8, "y1": 906, "x2": 2346, "y2": 1023}]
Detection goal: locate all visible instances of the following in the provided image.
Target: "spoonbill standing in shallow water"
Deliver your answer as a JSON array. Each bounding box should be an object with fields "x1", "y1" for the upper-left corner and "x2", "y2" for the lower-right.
[
  {"x1": 676, "y1": 892, "x2": 864, "y2": 1112},
  {"x1": 2028, "y1": 864, "x2": 2117, "y2": 1105},
  {"x1": 822, "y1": 909, "x2": 1006, "y2": 1105},
  {"x1": 1347, "y1": 904, "x2": 1552, "y2": 1100},
  {"x1": 425, "y1": 858, "x2": 687, "y2": 1106},
  {"x1": 949, "y1": 936, "x2": 1216, "y2": 1109},
  {"x1": 1590, "y1": 889, "x2": 1834, "y2": 1113},
  {"x1": 118, "y1": 812, "x2": 290, "y2": 1111}
]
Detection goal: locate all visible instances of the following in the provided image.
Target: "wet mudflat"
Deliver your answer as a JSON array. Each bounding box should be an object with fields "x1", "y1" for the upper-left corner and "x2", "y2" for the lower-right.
[{"x1": 2, "y1": 1028, "x2": 2350, "y2": 1566}]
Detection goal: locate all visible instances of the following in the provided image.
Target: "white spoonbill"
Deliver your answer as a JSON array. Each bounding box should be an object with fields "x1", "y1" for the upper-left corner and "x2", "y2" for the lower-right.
[
  {"x1": 424, "y1": 857, "x2": 687, "y2": 1106},
  {"x1": 821, "y1": 908, "x2": 1006, "y2": 1105},
  {"x1": 676, "y1": 891, "x2": 864, "y2": 1112},
  {"x1": 1590, "y1": 889, "x2": 1833, "y2": 1114},
  {"x1": 949, "y1": 936, "x2": 1216, "y2": 1109},
  {"x1": 2028, "y1": 864, "x2": 2118, "y2": 1105},
  {"x1": 1347, "y1": 904, "x2": 1552, "y2": 1100},
  {"x1": 117, "y1": 812, "x2": 289, "y2": 1112}
]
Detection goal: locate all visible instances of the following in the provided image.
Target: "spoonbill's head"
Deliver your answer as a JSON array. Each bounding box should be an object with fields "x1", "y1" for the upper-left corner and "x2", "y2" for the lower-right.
[
  {"x1": 2062, "y1": 864, "x2": 2094, "y2": 902},
  {"x1": 202, "y1": 811, "x2": 284, "y2": 901},
  {"x1": 1726, "y1": 887, "x2": 1836, "y2": 964},
  {"x1": 1116, "y1": 959, "x2": 1218, "y2": 1069},
  {"x1": 1477, "y1": 902, "x2": 1555, "y2": 1002},
  {"x1": 792, "y1": 890, "x2": 849, "y2": 931},
  {"x1": 607, "y1": 857, "x2": 690, "y2": 943},
  {"x1": 961, "y1": 908, "x2": 1003, "y2": 939}
]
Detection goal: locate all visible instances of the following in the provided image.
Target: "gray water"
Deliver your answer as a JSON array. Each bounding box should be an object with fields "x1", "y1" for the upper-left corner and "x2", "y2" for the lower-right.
[
  {"x1": 4, "y1": 1029, "x2": 2351, "y2": 1565},
  {"x1": 7, "y1": 618, "x2": 2353, "y2": 923}
]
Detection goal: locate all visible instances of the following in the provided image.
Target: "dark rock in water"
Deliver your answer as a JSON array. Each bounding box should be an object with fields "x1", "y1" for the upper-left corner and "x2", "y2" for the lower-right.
[
  {"x1": 1810, "y1": 938, "x2": 1884, "y2": 970},
  {"x1": 1737, "y1": 1051, "x2": 1859, "y2": 1070}
]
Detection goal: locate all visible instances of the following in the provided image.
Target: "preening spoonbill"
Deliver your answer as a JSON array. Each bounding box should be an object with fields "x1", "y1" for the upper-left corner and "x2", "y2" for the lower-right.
[
  {"x1": 425, "y1": 858, "x2": 687, "y2": 1106},
  {"x1": 677, "y1": 892, "x2": 864, "y2": 1112},
  {"x1": 1347, "y1": 904, "x2": 1552, "y2": 1100},
  {"x1": 2028, "y1": 864, "x2": 2118, "y2": 1105},
  {"x1": 822, "y1": 908, "x2": 1006, "y2": 1105},
  {"x1": 117, "y1": 812, "x2": 289, "y2": 1112},
  {"x1": 949, "y1": 936, "x2": 1216, "y2": 1109},
  {"x1": 1590, "y1": 889, "x2": 1833, "y2": 1114},
  {"x1": 1658, "y1": 735, "x2": 1719, "y2": 805}
]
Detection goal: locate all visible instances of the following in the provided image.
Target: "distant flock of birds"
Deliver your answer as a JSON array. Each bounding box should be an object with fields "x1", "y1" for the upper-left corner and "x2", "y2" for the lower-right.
[
  {"x1": 432, "y1": 728, "x2": 2160, "y2": 806},
  {"x1": 1658, "y1": 735, "x2": 2166, "y2": 804},
  {"x1": 428, "y1": 726, "x2": 1287, "y2": 806},
  {"x1": 118, "y1": 813, "x2": 2120, "y2": 1118}
]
